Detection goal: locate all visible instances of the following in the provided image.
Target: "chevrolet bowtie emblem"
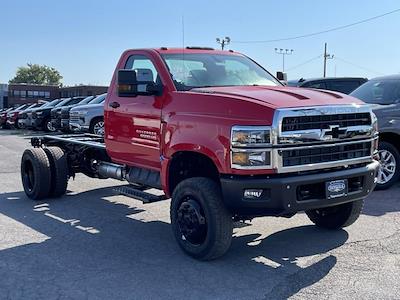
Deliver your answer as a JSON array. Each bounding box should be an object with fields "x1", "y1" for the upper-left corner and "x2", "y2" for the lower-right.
[{"x1": 324, "y1": 125, "x2": 347, "y2": 139}]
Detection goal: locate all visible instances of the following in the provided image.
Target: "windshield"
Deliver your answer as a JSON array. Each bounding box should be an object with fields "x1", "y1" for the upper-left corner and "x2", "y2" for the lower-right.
[
  {"x1": 89, "y1": 94, "x2": 106, "y2": 104},
  {"x1": 351, "y1": 79, "x2": 400, "y2": 105},
  {"x1": 15, "y1": 104, "x2": 29, "y2": 111},
  {"x1": 55, "y1": 98, "x2": 72, "y2": 107},
  {"x1": 43, "y1": 99, "x2": 62, "y2": 108},
  {"x1": 161, "y1": 53, "x2": 280, "y2": 91},
  {"x1": 78, "y1": 96, "x2": 95, "y2": 105}
]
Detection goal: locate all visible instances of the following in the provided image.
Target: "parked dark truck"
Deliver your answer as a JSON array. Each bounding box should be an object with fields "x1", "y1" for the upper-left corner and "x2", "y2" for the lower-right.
[
  {"x1": 20, "y1": 48, "x2": 379, "y2": 260},
  {"x1": 351, "y1": 74, "x2": 400, "y2": 189}
]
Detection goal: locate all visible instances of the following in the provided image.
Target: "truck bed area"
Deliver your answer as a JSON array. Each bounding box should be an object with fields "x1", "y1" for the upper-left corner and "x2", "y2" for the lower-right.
[{"x1": 31, "y1": 133, "x2": 105, "y2": 149}]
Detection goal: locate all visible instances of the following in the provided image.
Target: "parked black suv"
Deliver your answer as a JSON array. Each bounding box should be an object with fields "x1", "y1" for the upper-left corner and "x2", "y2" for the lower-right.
[
  {"x1": 50, "y1": 96, "x2": 86, "y2": 131},
  {"x1": 59, "y1": 95, "x2": 96, "y2": 132},
  {"x1": 30, "y1": 99, "x2": 64, "y2": 131},
  {"x1": 288, "y1": 77, "x2": 367, "y2": 94},
  {"x1": 351, "y1": 74, "x2": 400, "y2": 189}
]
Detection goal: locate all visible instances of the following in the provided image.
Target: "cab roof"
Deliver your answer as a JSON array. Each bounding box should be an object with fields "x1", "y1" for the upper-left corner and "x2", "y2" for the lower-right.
[{"x1": 124, "y1": 47, "x2": 241, "y2": 56}]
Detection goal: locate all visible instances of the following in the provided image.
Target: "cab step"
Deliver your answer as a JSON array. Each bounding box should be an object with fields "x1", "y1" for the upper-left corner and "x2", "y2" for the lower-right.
[{"x1": 113, "y1": 185, "x2": 168, "y2": 203}]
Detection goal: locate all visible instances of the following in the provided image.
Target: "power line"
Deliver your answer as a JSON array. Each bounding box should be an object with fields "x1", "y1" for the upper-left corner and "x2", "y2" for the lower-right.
[
  {"x1": 333, "y1": 56, "x2": 384, "y2": 76},
  {"x1": 232, "y1": 8, "x2": 400, "y2": 44},
  {"x1": 286, "y1": 54, "x2": 322, "y2": 72}
]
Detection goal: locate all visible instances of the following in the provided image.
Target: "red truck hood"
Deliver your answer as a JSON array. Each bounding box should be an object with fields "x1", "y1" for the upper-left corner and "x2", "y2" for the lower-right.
[{"x1": 190, "y1": 86, "x2": 364, "y2": 108}]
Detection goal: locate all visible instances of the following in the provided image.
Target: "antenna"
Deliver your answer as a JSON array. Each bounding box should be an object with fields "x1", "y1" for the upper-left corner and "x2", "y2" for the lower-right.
[
  {"x1": 182, "y1": 15, "x2": 185, "y2": 49},
  {"x1": 182, "y1": 15, "x2": 186, "y2": 83}
]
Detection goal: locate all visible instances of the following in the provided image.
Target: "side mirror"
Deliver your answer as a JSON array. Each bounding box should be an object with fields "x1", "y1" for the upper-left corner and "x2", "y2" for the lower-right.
[
  {"x1": 117, "y1": 69, "x2": 162, "y2": 97},
  {"x1": 276, "y1": 71, "x2": 287, "y2": 82}
]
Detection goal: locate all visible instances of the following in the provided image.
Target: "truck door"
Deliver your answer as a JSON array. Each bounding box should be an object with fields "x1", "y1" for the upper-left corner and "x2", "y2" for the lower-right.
[{"x1": 106, "y1": 54, "x2": 163, "y2": 170}]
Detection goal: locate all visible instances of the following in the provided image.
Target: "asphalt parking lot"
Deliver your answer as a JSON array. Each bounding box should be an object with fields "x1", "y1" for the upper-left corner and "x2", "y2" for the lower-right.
[{"x1": 0, "y1": 130, "x2": 399, "y2": 300}]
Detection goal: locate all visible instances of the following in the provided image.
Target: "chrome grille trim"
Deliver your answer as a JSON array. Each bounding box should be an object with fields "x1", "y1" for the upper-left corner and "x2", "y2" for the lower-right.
[{"x1": 268, "y1": 105, "x2": 377, "y2": 173}]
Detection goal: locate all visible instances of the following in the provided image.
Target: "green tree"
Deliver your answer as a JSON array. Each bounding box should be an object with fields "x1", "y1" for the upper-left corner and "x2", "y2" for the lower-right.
[{"x1": 9, "y1": 63, "x2": 63, "y2": 86}]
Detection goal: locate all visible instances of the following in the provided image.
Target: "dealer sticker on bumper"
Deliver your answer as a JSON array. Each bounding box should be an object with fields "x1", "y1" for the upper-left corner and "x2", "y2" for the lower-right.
[{"x1": 326, "y1": 179, "x2": 348, "y2": 199}]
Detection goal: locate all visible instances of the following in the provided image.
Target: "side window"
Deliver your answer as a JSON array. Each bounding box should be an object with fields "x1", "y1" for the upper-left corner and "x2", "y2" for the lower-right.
[
  {"x1": 125, "y1": 55, "x2": 158, "y2": 83},
  {"x1": 327, "y1": 81, "x2": 360, "y2": 94},
  {"x1": 302, "y1": 81, "x2": 327, "y2": 89}
]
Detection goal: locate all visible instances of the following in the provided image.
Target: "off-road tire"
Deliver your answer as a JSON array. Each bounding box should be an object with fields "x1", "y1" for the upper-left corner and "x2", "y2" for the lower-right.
[
  {"x1": 170, "y1": 177, "x2": 233, "y2": 260},
  {"x1": 375, "y1": 141, "x2": 400, "y2": 190},
  {"x1": 21, "y1": 148, "x2": 51, "y2": 200},
  {"x1": 44, "y1": 147, "x2": 69, "y2": 197},
  {"x1": 306, "y1": 199, "x2": 364, "y2": 229}
]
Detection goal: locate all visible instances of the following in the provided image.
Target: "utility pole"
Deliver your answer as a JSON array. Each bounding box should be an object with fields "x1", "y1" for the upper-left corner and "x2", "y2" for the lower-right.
[
  {"x1": 216, "y1": 37, "x2": 231, "y2": 50},
  {"x1": 274, "y1": 48, "x2": 294, "y2": 72},
  {"x1": 323, "y1": 43, "x2": 334, "y2": 77}
]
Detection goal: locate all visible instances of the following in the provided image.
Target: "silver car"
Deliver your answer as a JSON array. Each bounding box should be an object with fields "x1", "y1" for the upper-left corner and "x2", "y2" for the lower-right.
[{"x1": 69, "y1": 93, "x2": 106, "y2": 135}]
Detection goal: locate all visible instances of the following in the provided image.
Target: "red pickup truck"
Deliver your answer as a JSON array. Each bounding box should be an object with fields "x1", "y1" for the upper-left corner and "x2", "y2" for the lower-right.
[{"x1": 21, "y1": 47, "x2": 379, "y2": 260}]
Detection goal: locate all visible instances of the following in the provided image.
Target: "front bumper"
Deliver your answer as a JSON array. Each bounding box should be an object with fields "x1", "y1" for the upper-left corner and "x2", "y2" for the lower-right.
[
  {"x1": 18, "y1": 119, "x2": 29, "y2": 128},
  {"x1": 70, "y1": 120, "x2": 90, "y2": 132},
  {"x1": 6, "y1": 119, "x2": 16, "y2": 126},
  {"x1": 220, "y1": 160, "x2": 379, "y2": 217}
]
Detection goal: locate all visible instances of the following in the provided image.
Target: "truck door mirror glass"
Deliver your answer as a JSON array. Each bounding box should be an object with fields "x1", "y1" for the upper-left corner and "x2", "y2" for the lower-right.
[
  {"x1": 117, "y1": 69, "x2": 162, "y2": 97},
  {"x1": 276, "y1": 72, "x2": 287, "y2": 83}
]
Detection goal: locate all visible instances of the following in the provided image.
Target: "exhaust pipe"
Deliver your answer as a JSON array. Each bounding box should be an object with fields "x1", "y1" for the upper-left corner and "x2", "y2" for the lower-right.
[{"x1": 97, "y1": 162, "x2": 125, "y2": 180}]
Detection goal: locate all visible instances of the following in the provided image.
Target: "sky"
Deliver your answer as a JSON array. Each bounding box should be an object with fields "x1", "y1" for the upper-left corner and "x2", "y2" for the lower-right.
[{"x1": 1, "y1": 0, "x2": 399, "y2": 86}]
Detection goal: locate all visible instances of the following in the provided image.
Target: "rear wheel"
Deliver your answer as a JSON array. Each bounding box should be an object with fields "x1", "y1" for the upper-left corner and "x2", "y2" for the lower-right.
[
  {"x1": 21, "y1": 148, "x2": 51, "y2": 200},
  {"x1": 170, "y1": 177, "x2": 233, "y2": 260},
  {"x1": 306, "y1": 199, "x2": 364, "y2": 229},
  {"x1": 44, "y1": 147, "x2": 69, "y2": 197},
  {"x1": 90, "y1": 117, "x2": 104, "y2": 135},
  {"x1": 375, "y1": 141, "x2": 400, "y2": 190}
]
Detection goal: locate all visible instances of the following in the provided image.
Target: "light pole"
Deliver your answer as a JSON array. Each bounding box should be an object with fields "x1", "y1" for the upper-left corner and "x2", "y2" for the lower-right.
[
  {"x1": 216, "y1": 37, "x2": 231, "y2": 50},
  {"x1": 274, "y1": 48, "x2": 294, "y2": 72},
  {"x1": 323, "y1": 43, "x2": 334, "y2": 77}
]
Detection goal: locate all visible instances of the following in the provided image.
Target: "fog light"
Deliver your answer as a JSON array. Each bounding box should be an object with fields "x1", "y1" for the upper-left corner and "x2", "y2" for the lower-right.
[{"x1": 244, "y1": 189, "x2": 263, "y2": 199}]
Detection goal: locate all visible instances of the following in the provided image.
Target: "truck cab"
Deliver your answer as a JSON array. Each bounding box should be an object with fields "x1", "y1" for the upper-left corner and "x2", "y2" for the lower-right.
[{"x1": 21, "y1": 48, "x2": 379, "y2": 260}]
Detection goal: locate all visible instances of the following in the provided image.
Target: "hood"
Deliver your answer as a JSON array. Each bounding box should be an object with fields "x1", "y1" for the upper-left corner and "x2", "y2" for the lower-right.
[
  {"x1": 61, "y1": 103, "x2": 82, "y2": 111},
  {"x1": 70, "y1": 103, "x2": 104, "y2": 112},
  {"x1": 190, "y1": 86, "x2": 364, "y2": 108},
  {"x1": 369, "y1": 103, "x2": 400, "y2": 117}
]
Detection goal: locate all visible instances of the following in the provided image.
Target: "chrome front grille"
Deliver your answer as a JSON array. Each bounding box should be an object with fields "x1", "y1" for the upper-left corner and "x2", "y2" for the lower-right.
[
  {"x1": 281, "y1": 141, "x2": 372, "y2": 167},
  {"x1": 270, "y1": 105, "x2": 377, "y2": 173},
  {"x1": 70, "y1": 114, "x2": 81, "y2": 123},
  {"x1": 282, "y1": 113, "x2": 371, "y2": 132},
  {"x1": 61, "y1": 110, "x2": 70, "y2": 119}
]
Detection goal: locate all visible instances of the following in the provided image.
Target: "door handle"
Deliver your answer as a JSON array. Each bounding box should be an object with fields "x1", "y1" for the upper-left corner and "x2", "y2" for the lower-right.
[{"x1": 109, "y1": 101, "x2": 120, "y2": 109}]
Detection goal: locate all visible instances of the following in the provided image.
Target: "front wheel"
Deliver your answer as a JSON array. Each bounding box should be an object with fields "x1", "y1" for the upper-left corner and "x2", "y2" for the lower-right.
[
  {"x1": 306, "y1": 199, "x2": 364, "y2": 229},
  {"x1": 90, "y1": 118, "x2": 104, "y2": 135},
  {"x1": 45, "y1": 119, "x2": 56, "y2": 132},
  {"x1": 375, "y1": 141, "x2": 400, "y2": 190},
  {"x1": 170, "y1": 177, "x2": 233, "y2": 260}
]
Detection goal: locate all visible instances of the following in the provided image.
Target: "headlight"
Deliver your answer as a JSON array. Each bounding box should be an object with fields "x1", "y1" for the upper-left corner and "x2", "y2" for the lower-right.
[
  {"x1": 231, "y1": 126, "x2": 273, "y2": 169},
  {"x1": 231, "y1": 126, "x2": 271, "y2": 147},
  {"x1": 232, "y1": 150, "x2": 271, "y2": 168},
  {"x1": 77, "y1": 110, "x2": 88, "y2": 115},
  {"x1": 371, "y1": 111, "x2": 378, "y2": 133},
  {"x1": 36, "y1": 111, "x2": 43, "y2": 116}
]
